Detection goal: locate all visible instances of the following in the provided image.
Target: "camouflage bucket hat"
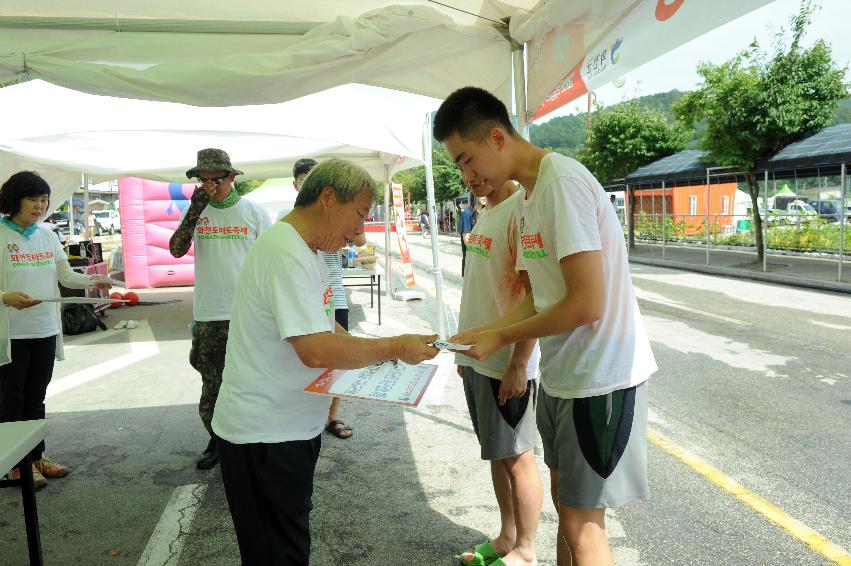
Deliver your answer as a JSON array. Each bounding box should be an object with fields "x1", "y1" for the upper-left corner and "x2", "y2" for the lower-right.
[{"x1": 185, "y1": 148, "x2": 244, "y2": 178}]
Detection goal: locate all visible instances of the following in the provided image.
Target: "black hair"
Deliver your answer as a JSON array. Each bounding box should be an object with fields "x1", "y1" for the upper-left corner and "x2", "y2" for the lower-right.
[
  {"x1": 0, "y1": 171, "x2": 51, "y2": 216},
  {"x1": 433, "y1": 87, "x2": 517, "y2": 142},
  {"x1": 293, "y1": 158, "x2": 319, "y2": 178}
]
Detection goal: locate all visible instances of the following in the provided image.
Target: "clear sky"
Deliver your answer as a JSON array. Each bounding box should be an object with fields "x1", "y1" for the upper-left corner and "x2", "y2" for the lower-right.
[{"x1": 537, "y1": 0, "x2": 851, "y2": 123}]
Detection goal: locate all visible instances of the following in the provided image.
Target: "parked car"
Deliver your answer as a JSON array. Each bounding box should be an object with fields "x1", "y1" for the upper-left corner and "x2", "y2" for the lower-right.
[
  {"x1": 781, "y1": 200, "x2": 818, "y2": 224},
  {"x1": 47, "y1": 211, "x2": 70, "y2": 235},
  {"x1": 807, "y1": 199, "x2": 842, "y2": 222},
  {"x1": 809, "y1": 199, "x2": 851, "y2": 222},
  {"x1": 92, "y1": 209, "x2": 121, "y2": 235}
]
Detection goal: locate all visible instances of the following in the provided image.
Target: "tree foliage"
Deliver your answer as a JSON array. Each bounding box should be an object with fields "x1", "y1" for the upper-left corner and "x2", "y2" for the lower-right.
[
  {"x1": 582, "y1": 102, "x2": 688, "y2": 184},
  {"x1": 391, "y1": 145, "x2": 466, "y2": 204},
  {"x1": 672, "y1": 0, "x2": 848, "y2": 261}
]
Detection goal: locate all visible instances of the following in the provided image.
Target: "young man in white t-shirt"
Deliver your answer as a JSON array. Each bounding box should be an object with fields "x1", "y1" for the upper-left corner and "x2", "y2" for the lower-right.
[
  {"x1": 456, "y1": 180, "x2": 542, "y2": 566},
  {"x1": 211, "y1": 158, "x2": 438, "y2": 565},
  {"x1": 169, "y1": 148, "x2": 271, "y2": 470},
  {"x1": 436, "y1": 88, "x2": 657, "y2": 566}
]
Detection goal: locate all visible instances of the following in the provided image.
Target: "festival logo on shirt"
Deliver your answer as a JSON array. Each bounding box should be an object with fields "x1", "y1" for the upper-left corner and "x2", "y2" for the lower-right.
[
  {"x1": 519, "y1": 217, "x2": 549, "y2": 260},
  {"x1": 195, "y1": 217, "x2": 250, "y2": 241},
  {"x1": 7, "y1": 243, "x2": 56, "y2": 267},
  {"x1": 466, "y1": 233, "x2": 493, "y2": 258},
  {"x1": 323, "y1": 285, "x2": 335, "y2": 318}
]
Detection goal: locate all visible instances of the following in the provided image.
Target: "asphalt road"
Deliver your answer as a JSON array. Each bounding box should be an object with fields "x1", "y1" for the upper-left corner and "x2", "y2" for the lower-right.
[
  {"x1": 386, "y1": 232, "x2": 851, "y2": 565},
  {"x1": 0, "y1": 232, "x2": 848, "y2": 565}
]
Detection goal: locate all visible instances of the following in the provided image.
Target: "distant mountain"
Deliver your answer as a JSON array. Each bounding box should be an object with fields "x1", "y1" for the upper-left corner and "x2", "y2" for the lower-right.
[{"x1": 530, "y1": 90, "x2": 851, "y2": 157}]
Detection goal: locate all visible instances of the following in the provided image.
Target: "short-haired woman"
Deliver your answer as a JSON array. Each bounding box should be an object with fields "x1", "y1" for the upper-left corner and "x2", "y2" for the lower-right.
[{"x1": 0, "y1": 171, "x2": 110, "y2": 488}]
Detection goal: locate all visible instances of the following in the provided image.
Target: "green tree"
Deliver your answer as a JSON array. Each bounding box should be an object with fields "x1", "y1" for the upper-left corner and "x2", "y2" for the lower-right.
[
  {"x1": 391, "y1": 145, "x2": 466, "y2": 206},
  {"x1": 234, "y1": 179, "x2": 263, "y2": 196},
  {"x1": 582, "y1": 102, "x2": 688, "y2": 248},
  {"x1": 674, "y1": 1, "x2": 848, "y2": 262}
]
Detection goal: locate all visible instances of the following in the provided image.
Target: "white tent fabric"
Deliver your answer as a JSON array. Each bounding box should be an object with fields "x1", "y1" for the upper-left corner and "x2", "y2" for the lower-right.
[
  {"x1": 0, "y1": 80, "x2": 441, "y2": 207},
  {"x1": 0, "y1": 1, "x2": 771, "y2": 119}
]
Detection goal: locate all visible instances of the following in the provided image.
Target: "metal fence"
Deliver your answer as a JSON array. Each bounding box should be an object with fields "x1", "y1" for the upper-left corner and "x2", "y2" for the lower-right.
[{"x1": 623, "y1": 165, "x2": 849, "y2": 283}]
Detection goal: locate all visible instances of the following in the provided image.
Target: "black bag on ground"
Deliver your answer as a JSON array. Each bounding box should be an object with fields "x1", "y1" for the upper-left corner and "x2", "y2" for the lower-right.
[{"x1": 61, "y1": 303, "x2": 106, "y2": 335}]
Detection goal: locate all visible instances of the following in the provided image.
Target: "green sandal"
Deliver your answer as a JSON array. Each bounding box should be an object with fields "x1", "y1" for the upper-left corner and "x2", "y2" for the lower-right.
[{"x1": 459, "y1": 541, "x2": 501, "y2": 566}]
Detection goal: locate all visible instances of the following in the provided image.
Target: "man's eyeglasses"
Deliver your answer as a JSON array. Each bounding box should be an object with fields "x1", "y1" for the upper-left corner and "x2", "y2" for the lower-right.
[{"x1": 196, "y1": 175, "x2": 230, "y2": 186}]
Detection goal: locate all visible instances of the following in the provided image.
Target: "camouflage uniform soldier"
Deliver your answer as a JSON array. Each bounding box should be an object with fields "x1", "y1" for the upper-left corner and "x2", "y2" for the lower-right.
[{"x1": 170, "y1": 148, "x2": 271, "y2": 469}]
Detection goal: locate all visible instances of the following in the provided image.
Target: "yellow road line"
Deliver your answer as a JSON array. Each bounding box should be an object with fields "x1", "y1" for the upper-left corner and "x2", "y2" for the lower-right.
[{"x1": 648, "y1": 428, "x2": 851, "y2": 565}]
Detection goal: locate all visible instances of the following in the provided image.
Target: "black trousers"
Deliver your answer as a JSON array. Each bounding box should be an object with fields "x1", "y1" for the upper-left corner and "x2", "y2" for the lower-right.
[
  {"x1": 461, "y1": 237, "x2": 468, "y2": 277},
  {"x1": 219, "y1": 435, "x2": 322, "y2": 566},
  {"x1": 334, "y1": 308, "x2": 349, "y2": 332},
  {"x1": 0, "y1": 335, "x2": 58, "y2": 460}
]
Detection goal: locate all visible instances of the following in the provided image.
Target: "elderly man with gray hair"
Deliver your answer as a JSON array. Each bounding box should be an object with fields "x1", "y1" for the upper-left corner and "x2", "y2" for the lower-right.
[{"x1": 212, "y1": 158, "x2": 439, "y2": 565}]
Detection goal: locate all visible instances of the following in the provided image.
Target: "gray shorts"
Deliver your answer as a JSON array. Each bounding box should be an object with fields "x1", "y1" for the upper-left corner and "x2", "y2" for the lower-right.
[
  {"x1": 537, "y1": 380, "x2": 649, "y2": 509},
  {"x1": 461, "y1": 366, "x2": 537, "y2": 461}
]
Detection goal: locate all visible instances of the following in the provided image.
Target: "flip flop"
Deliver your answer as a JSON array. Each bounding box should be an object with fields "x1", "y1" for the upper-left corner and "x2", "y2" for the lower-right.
[
  {"x1": 459, "y1": 541, "x2": 501, "y2": 566},
  {"x1": 324, "y1": 419, "x2": 353, "y2": 439}
]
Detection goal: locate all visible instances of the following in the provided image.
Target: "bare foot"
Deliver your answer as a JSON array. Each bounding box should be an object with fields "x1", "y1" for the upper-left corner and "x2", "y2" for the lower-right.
[{"x1": 497, "y1": 548, "x2": 538, "y2": 566}]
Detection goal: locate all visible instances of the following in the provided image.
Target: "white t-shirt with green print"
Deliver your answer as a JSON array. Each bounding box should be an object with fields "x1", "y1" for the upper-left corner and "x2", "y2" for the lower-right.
[
  {"x1": 182, "y1": 197, "x2": 271, "y2": 322},
  {"x1": 516, "y1": 152, "x2": 656, "y2": 399},
  {"x1": 456, "y1": 189, "x2": 539, "y2": 380},
  {"x1": 6, "y1": 227, "x2": 66, "y2": 338},
  {"x1": 213, "y1": 221, "x2": 335, "y2": 443}
]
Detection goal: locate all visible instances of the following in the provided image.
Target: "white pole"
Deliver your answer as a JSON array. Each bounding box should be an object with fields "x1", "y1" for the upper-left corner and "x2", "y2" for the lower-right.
[
  {"x1": 512, "y1": 45, "x2": 528, "y2": 139},
  {"x1": 84, "y1": 175, "x2": 91, "y2": 239},
  {"x1": 661, "y1": 181, "x2": 667, "y2": 259},
  {"x1": 705, "y1": 170, "x2": 710, "y2": 265},
  {"x1": 384, "y1": 164, "x2": 393, "y2": 298},
  {"x1": 763, "y1": 170, "x2": 769, "y2": 272},
  {"x1": 423, "y1": 113, "x2": 449, "y2": 339},
  {"x1": 839, "y1": 163, "x2": 846, "y2": 282}
]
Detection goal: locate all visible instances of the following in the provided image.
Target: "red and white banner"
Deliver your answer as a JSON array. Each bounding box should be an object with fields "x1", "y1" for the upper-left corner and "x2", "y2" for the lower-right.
[
  {"x1": 529, "y1": 0, "x2": 772, "y2": 121},
  {"x1": 391, "y1": 182, "x2": 416, "y2": 288}
]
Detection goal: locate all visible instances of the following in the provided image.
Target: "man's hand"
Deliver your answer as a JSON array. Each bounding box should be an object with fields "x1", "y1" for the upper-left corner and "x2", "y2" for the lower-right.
[
  {"x1": 457, "y1": 365, "x2": 463, "y2": 378},
  {"x1": 3, "y1": 292, "x2": 41, "y2": 310},
  {"x1": 190, "y1": 185, "x2": 212, "y2": 207},
  {"x1": 457, "y1": 329, "x2": 504, "y2": 362},
  {"x1": 449, "y1": 325, "x2": 489, "y2": 346},
  {"x1": 394, "y1": 334, "x2": 440, "y2": 365},
  {"x1": 498, "y1": 363, "x2": 528, "y2": 406}
]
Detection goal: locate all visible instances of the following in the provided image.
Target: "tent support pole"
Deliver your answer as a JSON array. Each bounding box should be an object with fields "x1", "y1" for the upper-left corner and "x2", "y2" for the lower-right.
[
  {"x1": 512, "y1": 44, "x2": 528, "y2": 138},
  {"x1": 839, "y1": 162, "x2": 846, "y2": 282},
  {"x1": 423, "y1": 113, "x2": 449, "y2": 339},
  {"x1": 384, "y1": 164, "x2": 393, "y2": 299}
]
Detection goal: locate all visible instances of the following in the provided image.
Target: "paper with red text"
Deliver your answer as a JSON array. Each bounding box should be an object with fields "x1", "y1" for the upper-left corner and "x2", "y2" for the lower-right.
[{"x1": 304, "y1": 361, "x2": 437, "y2": 407}]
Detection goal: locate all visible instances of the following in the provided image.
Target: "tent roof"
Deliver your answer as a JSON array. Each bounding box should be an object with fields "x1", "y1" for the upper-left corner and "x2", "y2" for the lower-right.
[
  {"x1": 0, "y1": 80, "x2": 441, "y2": 208},
  {"x1": 0, "y1": 1, "x2": 771, "y2": 119},
  {"x1": 625, "y1": 124, "x2": 851, "y2": 188},
  {"x1": 758, "y1": 123, "x2": 851, "y2": 173}
]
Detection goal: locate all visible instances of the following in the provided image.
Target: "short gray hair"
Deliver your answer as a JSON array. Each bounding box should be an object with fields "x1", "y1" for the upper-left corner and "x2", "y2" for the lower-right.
[{"x1": 294, "y1": 158, "x2": 378, "y2": 207}]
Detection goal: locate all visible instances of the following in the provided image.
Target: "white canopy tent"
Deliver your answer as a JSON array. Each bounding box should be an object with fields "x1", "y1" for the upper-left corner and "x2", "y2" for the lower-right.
[
  {"x1": 0, "y1": 80, "x2": 441, "y2": 323},
  {"x1": 0, "y1": 80, "x2": 440, "y2": 198}
]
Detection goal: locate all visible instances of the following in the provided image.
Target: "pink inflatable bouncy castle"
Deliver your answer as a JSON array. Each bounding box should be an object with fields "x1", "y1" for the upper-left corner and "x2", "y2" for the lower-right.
[{"x1": 118, "y1": 177, "x2": 196, "y2": 288}]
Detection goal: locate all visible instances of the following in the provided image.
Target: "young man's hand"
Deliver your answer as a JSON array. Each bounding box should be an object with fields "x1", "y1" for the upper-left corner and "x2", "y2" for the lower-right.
[
  {"x1": 458, "y1": 329, "x2": 504, "y2": 362},
  {"x1": 498, "y1": 363, "x2": 528, "y2": 405},
  {"x1": 449, "y1": 324, "x2": 489, "y2": 345}
]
